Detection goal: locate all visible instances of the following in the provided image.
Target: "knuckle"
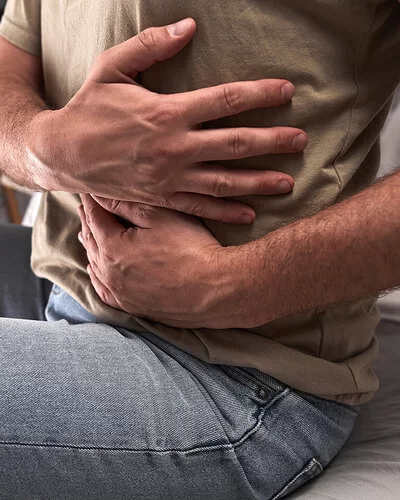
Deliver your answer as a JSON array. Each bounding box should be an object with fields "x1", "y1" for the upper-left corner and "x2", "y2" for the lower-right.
[
  {"x1": 273, "y1": 129, "x2": 285, "y2": 153},
  {"x1": 151, "y1": 142, "x2": 171, "y2": 163},
  {"x1": 108, "y1": 270, "x2": 126, "y2": 296},
  {"x1": 84, "y1": 211, "x2": 92, "y2": 226},
  {"x1": 99, "y1": 287, "x2": 110, "y2": 304},
  {"x1": 84, "y1": 204, "x2": 96, "y2": 224},
  {"x1": 187, "y1": 202, "x2": 206, "y2": 218},
  {"x1": 102, "y1": 250, "x2": 117, "y2": 267},
  {"x1": 213, "y1": 175, "x2": 235, "y2": 197},
  {"x1": 157, "y1": 100, "x2": 179, "y2": 123},
  {"x1": 109, "y1": 199, "x2": 122, "y2": 214},
  {"x1": 107, "y1": 275, "x2": 119, "y2": 294},
  {"x1": 145, "y1": 99, "x2": 178, "y2": 128},
  {"x1": 90, "y1": 259, "x2": 99, "y2": 272},
  {"x1": 151, "y1": 140, "x2": 182, "y2": 167},
  {"x1": 103, "y1": 272, "x2": 120, "y2": 296},
  {"x1": 260, "y1": 82, "x2": 273, "y2": 107},
  {"x1": 84, "y1": 231, "x2": 92, "y2": 243},
  {"x1": 221, "y1": 85, "x2": 245, "y2": 112},
  {"x1": 137, "y1": 28, "x2": 157, "y2": 52},
  {"x1": 228, "y1": 130, "x2": 250, "y2": 159},
  {"x1": 255, "y1": 178, "x2": 274, "y2": 195},
  {"x1": 99, "y1": 259, "x2": 111, "y2": 276},
  {"x1": 94, "y1": 50, "x2": 114, "y2": 70},
  {"x1": 136, "y1": 203, "x2": 155, "y2": 221}
]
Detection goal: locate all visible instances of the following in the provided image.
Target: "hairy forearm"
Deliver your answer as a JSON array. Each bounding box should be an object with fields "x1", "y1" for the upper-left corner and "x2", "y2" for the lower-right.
[
  {"x1": 231, "y1": 171, "x2": 400, "y2": 327},
  {"x1": 0, "y1": 74, "x2": 47, "y2": 189}
]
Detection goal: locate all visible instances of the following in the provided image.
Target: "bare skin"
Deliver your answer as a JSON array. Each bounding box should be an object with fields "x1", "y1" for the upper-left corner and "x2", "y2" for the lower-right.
[
  {"x1": 79, "y1": 169, "x2": 400, "y2": 329},
  {"x1": 0, "y1": 19, "x2": 308, "y2": 225}
]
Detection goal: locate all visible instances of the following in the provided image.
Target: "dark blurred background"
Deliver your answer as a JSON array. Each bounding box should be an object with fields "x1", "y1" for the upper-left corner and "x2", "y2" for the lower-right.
[{"x1": 0, "y1": 1, "x2": 5, "y2": 19}]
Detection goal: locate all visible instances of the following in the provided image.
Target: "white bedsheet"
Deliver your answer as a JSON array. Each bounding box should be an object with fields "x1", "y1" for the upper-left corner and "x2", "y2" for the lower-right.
[{"x1": 292, "y1": 292, "x2": 400, "y2": 499}]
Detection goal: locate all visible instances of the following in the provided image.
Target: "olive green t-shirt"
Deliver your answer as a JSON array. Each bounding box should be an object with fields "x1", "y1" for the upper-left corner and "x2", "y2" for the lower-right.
[{"x1": 1, "y1": 0, "x2": 400, "y2": 404}]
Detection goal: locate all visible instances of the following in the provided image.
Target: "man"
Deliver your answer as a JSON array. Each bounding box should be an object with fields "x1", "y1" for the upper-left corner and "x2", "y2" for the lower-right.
[{"x1": 0, "y1": 0, "x2": 400, "y2": 498}]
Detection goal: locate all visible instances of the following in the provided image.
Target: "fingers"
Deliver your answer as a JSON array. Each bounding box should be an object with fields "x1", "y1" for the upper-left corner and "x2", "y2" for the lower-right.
[
  {"x1": 179, "y1": 79, "x2": 296, "y2": 126},
  {"x1": 163, "y1": 192, "x2": 258, "y2": 224},
  {"x1": 92, "y1": 196, "x2": 171, "y2": 228},
  {"x1": 78, "y1": 197, "x2": 126, "y2": 310},
  {"x1": 182, "y1": 165, "x2": 294, "y2": 198},
  {"x1": 78, "y1": 204, "x2": 99, "y2": 260},
  {"x1": 187, "y1": 127, "x2": 307, "y2": 163},
  {"x1": 89, "y1": 19, "x2": 196, "y2": 83},
  {"x1": 94, "y1": 194, "x2": 258, "y2": 225},
  {"x1": 80, "y1": 194, "x2": 124, "y2": 246},
  {"x1": 87, "y1": 264, "x2": 121, "y2": 310}
]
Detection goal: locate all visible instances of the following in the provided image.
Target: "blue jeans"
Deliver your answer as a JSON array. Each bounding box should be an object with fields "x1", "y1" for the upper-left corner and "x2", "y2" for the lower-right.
[{"x1": 0, "y1": 224, "x2": 359, "y2": 499}]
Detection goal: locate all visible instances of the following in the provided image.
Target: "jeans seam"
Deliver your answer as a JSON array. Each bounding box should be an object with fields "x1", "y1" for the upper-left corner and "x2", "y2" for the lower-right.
[
  {"x1": 271, "y1": 458, "x2": 323, "y2": 500},
  {"x1": 221, "y1": 366, "x2": 283, "y2": 394},
  {"x1": 0, "y1": 391, "x2": 291, "y2": 455},
  {"x1": 137, "y1": 331, "x2": 243, "y2": 442}
]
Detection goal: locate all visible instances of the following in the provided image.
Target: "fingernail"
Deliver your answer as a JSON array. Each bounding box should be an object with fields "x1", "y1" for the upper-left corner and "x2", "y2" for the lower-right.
[
  {"x1": 281, "y1": 82, "x2": 295, "y2": 100},
  {"x1": 167, "y1": 18, "x2": 192, "y2": 36},
  {"x1": 293, "y1": 133, "x2": 307, "y2": 151},
  {"x1": 78, "y1": 232, "x2": 83, "y2": 243},
  {"x1": 277, "y1": 180, "x2": 293, "y2": 194},
  {"x1": 241, "y1": 214, "x2": 254, "y2": 224}
]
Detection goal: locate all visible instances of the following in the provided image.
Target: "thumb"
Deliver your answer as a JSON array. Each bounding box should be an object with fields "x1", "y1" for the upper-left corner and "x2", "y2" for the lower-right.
[
  {"x1": 80, "y1": 194, "x2": 125, "y2": 243},
  {"x1": 89, "y1": 18, "x2": 196, "y2": 83}
]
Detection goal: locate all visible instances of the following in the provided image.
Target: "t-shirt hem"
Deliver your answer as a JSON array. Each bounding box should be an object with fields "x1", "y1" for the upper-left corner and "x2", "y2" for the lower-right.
[{"x1": 0, "y1": 15, "x2": 41, "y2": 56}]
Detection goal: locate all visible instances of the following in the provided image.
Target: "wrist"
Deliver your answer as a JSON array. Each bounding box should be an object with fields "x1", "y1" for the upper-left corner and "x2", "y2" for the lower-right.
[
  {"x1": 202, "y1": 244, "x2": 268, "y2": 329},
  {"x1": 26, "y1": 109, "x2": 65, "y2": 191}
]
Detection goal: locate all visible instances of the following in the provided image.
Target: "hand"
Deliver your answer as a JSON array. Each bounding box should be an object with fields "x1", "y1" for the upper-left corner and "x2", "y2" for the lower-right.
[
  {"x1": 78, "y1": 194, "x2": 246, "y2": 329},
  {"x1": 29, "y1": 18, "x2": 307, "y2": 224}
]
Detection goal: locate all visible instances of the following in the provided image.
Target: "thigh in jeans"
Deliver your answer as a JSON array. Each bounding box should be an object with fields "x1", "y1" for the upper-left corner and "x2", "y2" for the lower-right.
[
  {"x1": 0, "y1": 288, "x2": 358, "y2": 499},
  {"x1": 0, "y1": 316, "x2": 269, "y2": 499},
  {"x1": 0, "y1": 317, "x2": 358, "y2": 500}
]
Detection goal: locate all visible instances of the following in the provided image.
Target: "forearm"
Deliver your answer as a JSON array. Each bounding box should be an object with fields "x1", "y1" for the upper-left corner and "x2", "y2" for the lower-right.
[
  {"x1": 0, "y1": 73, "x2": 47, "y2": 190},
  {"x1": 231, "y1": 171, "x2": 400, "y2": 327},
  {"x1": 0, "y1": 36, "x2": 48, "y2": 190}
]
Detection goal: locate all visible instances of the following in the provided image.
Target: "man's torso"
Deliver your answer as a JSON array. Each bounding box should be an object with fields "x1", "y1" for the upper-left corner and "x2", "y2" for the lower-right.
[{"x1": 3, "y1": 0, "x2": 400, "y2": 403}]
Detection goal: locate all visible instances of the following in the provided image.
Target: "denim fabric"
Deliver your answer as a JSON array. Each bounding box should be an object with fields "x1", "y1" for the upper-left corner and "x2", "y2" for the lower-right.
[
  {"x1": 0, "y1": 222, "x2": 359, "y2": 498},
  {"x1": 0, "y1": 286, "x2": 359, "y2": 498}
]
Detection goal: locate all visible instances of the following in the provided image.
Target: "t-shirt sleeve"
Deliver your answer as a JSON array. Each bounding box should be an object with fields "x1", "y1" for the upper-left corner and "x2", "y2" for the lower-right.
[{"x1": 0, "y1": 0, "x2": 41, "y2": 56}]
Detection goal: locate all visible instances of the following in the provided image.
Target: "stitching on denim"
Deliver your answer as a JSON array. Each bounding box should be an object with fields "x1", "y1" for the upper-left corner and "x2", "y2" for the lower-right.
[
  {"x1": 224, "y1": 366, "x2": 273, "y2": 392},
  {"x1": 189, "y1": 370, "x2": 265, "y2": 498},
  {"x1": 136, "y1": 332, "x2": 235, "y2": 441},
  {"x1": 227, "y1": 437, "x2": 260, "y2": 499},
  {"x1": 0, "y1": 391, "x2": 291, "y2": 455},
  {"x1": 271, "y1": 458, "x2": 323, "y2": 500},
  {"x1": 227, "y1": 389, "x2": 292, "y2": 499},
  {"x1": 137, "y1": 330, "x2": 272, "y2": 437},
  {"x1": 220, "y1": 366, "x2": 284, "y2": 395}
]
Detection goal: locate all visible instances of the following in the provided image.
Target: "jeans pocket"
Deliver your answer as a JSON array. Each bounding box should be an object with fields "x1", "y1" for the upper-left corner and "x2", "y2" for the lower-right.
[{"x1": 271, "y1": 458, "x2": 323, "y2": 500}]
